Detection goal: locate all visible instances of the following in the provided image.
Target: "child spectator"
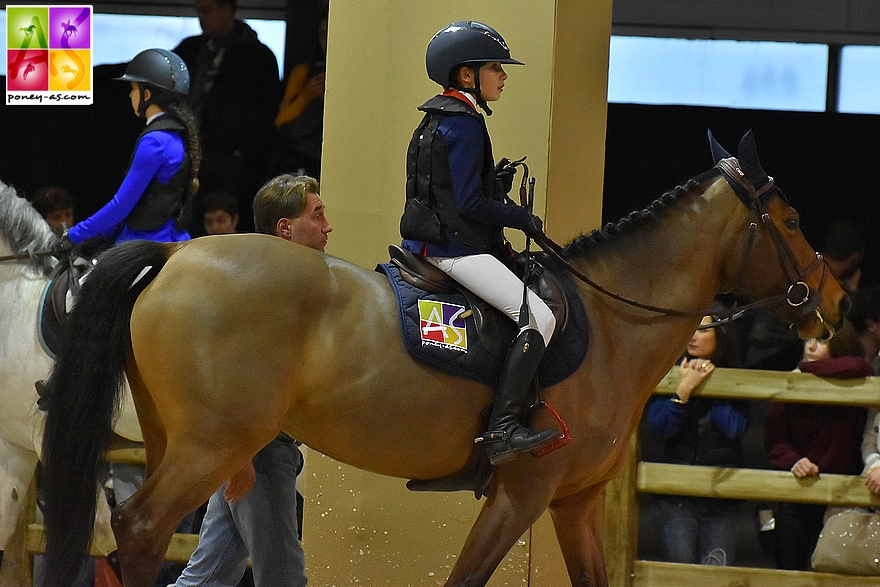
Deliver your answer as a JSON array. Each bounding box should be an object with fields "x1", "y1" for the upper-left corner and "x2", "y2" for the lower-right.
[
  {"x1": 202, "y1": 191, "x2": 240, "y2": 235},
  {"x1": 764, "y1": 322, "x2": 871, "y2": 570},
  {"x1": 31, "y1": 185, "x2": 74, "y2": 235}
]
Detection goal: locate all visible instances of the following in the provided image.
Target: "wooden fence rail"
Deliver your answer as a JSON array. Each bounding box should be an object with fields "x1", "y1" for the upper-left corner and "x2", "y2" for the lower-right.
[
  {"x1": 604, "y1": 367, "x2": 880, "y2": 587},
  {"x1": 19, "y1": 368, "x2": 880, "y2": 586}
]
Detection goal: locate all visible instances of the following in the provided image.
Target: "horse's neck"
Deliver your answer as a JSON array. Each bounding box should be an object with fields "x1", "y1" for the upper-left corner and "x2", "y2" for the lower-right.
[
  {"x1": 0, "y1": 236, "x2": 14, "y2": 259},
  {"x1": 0, "y1": 238, "x2": 47, "y2": 282},
  {"x1": 582, "y1": 196, "x2": 741, "y2": 312},
  {"x1": 569, "y1": 179, "x2": 747, "y2": 396}
]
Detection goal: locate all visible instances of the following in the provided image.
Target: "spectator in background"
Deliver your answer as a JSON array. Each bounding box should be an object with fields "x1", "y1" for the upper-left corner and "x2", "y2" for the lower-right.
[
  {"x1": 862, "y1": 405, "x2": 880, "y2": 495},
  {"x1": 202, "y1": 190, "x2": 239, "y2": 235},
  {"x1": 644, "y1": 300, "x2": 748, "y2": 566},
  {"x1": 272, "y1": 15, "x2": 328, "y2": 179},
  {"x1": 31, "y1": 185, "x2": 74, "y2": 235},
  {"x1": 821, "y1": 220, "x2": 864, "y2": 294},
  {"x1": 853, "y1": 287, "x2": 880, "y2": 497},
  {"x1": 847, "y1": 286, "x2": 880, "y2": 375},
  {"x1": 764, "y1": 322, "x2": 871, "y2": 570},
  {"x1": 174, "y1": 0, "x2": 282, "y2": 234},
  {"x1": 742, "y1": 308, "x2": 804, "y2": 372}
]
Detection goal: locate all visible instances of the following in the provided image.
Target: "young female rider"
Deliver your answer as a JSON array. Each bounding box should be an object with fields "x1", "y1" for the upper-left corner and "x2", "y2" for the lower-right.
[
  {"x1": 59, "y1": 48, "x2": 200, "y2": 249},
  {"x1": 400, "y1": 21, "x2": 559, "y2": 465}
]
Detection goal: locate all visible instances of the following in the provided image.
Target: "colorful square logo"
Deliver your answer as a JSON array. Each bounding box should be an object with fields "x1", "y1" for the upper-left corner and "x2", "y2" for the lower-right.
[
  {"x1": 6, "y1": 5, "x2": 93, "y2": 104},
  {"x1": 418, "y1": 299, "x2": 468, "y2": 353}
]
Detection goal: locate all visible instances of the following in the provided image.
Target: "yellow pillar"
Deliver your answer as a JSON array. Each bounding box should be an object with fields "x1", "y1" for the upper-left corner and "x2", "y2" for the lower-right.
[{"x1": 308, "y1": 1, "x2": 610, "y2": 584}]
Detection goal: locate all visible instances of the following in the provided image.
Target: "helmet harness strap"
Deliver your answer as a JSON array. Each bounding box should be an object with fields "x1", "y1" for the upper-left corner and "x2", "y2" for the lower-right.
[
  {"x1": 455, "y1": 63, "x2": 493, "y2": 116},
  {"x1": 137, "y1": 85, "x2": 151, "y2": 118}
]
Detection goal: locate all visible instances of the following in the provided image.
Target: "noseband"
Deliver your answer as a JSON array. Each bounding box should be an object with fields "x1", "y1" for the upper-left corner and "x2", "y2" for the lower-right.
[{"x1": 534, "y1": 160, "x2": 831, "y2": 330}]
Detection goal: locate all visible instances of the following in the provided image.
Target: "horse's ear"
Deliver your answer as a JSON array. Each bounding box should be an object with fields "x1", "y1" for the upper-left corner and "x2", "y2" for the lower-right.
[
  {"x1": 737, "y1": 129, "x2": 770, "y2": 188},
  {"x1": 707, "y1": 129, "x2": 732, "y2": 164}
]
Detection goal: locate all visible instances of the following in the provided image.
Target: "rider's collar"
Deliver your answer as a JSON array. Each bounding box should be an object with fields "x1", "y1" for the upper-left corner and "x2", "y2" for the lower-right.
[
  {"x1": 145, "y1": 112, "x2": 166, "y2": 125},
  {"x1": 442, "y1": 89, "x2": 478, "y2": 111}
]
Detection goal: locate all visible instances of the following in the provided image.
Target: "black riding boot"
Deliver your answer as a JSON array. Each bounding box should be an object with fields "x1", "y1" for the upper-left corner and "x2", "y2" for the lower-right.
[{"x1": 478, "y1": 328, "x2": 560, "y2": 465}]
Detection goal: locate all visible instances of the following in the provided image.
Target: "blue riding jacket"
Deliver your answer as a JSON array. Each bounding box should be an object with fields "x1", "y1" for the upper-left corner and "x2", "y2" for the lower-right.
[{"x1": 68, "y1": 113, "x2": 191, "y2": 245}]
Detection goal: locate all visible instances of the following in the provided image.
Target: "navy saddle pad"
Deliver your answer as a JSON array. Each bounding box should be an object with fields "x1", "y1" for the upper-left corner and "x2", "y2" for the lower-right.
[{"x1": 376, "y1": 261, "x2": 589, "y2": 388}]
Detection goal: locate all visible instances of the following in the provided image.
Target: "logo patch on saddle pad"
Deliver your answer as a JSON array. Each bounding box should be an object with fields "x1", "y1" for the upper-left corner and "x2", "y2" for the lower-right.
[
  {"x1": 419, "y1": 299, "x2": 468, "y2": 352},
  {"x1": 377, "y1": 262, "x2": 589, "y2": 389}
]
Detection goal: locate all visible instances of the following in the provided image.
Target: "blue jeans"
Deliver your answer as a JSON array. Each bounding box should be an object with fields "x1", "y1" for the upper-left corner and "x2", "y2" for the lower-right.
[
  {"x1": 171, "y1": 435, "x2": 307, "y2": 587},
  {"x1": 656, "y1": 496, "x2": 740, "y2": 565}
]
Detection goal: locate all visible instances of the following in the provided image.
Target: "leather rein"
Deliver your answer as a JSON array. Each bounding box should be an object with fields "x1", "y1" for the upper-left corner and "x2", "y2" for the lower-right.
[
  {"x1": 0, "y1": 250, "x2": 55, "y2": 262},
  {"x1": 526, "y1": 158, "x2": 829, "y2": 329}
]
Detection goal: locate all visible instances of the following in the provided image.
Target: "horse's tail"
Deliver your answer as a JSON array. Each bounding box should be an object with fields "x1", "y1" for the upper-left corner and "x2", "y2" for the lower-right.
[{"x1": 40, "y1": 239, "x2": 180, "y2": 587}]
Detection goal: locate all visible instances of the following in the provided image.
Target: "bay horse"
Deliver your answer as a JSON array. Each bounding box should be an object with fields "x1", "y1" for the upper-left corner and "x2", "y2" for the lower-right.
[
  {"x1": 0, "y1": 181, "x2": 140, "y2": 570},
  {"x1": 41, "y1": 132, "x2": 847, "y2": 587}
]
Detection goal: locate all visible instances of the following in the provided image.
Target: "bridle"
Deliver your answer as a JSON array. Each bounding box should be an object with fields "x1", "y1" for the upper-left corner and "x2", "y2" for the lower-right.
[
  {"x1": 714, "y1": 158, "x2": 828, "y2": 325},
  {"x1": 529, "y1": 158, "x2": 831, "y2": 330}
]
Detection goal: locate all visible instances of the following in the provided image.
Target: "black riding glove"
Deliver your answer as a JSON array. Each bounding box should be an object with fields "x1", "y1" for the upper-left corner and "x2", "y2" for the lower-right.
[
  {"x1": 494, "y1": 158, "x2": 517, "y2": 197},
  {"x1": 76, "y1": 235, "x2": 107, "y2": 259},
  {"x1": 51, "y1": 233, "x2": 74, "y2": 259},
  {"x1": 523, "y1": 214, "x2": 544, "y2": 240}
]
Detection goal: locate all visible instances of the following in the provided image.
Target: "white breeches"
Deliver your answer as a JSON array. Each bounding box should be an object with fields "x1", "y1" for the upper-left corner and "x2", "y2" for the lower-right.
[{"x1": 428, "y1": 254, "x2": 556, "y2": 344}]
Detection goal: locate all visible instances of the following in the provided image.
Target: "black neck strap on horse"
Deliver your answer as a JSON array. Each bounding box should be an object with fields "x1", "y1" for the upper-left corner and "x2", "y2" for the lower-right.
[{"x1": 529, "y1": 166, "x2": 828, "y2": 330}]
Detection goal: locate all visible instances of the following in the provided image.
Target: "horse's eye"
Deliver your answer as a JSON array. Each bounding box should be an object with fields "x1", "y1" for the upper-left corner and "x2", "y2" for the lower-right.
[{"x1": 786, "y1": 218, "x2": 798, "y2": 230}]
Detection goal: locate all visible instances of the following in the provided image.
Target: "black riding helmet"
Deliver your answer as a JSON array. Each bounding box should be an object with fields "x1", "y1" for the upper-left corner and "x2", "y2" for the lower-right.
[
  {"x1": 114, "y1": 48, "x2": 190, "y2": 117},
  {"x1": 425, "y1": 21, "x2": 522, "y2": 115}
]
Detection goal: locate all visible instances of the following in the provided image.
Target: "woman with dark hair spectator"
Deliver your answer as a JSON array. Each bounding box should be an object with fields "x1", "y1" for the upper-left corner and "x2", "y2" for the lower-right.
[
  {"x1": 645, "y1": 300, "x2": 747, "y2": 566},
  {"x1": 273, "y1": 15, "x2": 328, "y2": 179}
]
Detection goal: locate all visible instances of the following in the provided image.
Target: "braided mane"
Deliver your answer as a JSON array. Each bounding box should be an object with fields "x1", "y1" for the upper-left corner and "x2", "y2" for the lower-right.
[
  {"x1": 0, "y1": 180, "x2": 57, "y2": 275},
  {"x1": 561, "y1": 169, "x2": 720, "y2": 258}
]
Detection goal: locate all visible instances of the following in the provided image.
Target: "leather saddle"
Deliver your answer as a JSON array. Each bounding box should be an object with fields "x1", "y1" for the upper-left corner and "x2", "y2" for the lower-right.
[
  {"x1": 388, "y1": 244, "x2": 569, "y2": 348},
  {"x1": 40, "y1": 256, "x2": 93, "y2": 358},
  {"x1": 387, "y1": 245, "x2": 575, "y2": 498}
]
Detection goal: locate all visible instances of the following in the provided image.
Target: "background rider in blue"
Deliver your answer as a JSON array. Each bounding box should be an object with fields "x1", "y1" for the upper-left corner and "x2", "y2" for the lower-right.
[
  {"x1": 399, "y1": 21, "x2": 560, "y2": 466},
  {"x1": 171, "y1": 174, "x2": 330, "y2": 587},
  {"x1": 62, "y1": 48, "x2": 199, "y2": 248}
]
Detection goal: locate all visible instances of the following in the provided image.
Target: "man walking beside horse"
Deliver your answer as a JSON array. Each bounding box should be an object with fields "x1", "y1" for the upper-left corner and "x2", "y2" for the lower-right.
[{"x1": 171, "y1": 174, "x2": 330, "y2": 587}]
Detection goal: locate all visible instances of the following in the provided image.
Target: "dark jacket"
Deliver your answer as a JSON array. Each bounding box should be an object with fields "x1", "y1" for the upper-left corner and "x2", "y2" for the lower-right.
[
  {"x1": 400, "y1": 94, "x2": 530, "y2": 257},
  {"x1": 647, "y1": 396, "x2": 748, "y2": 467},
  {"x1": 173, "y1": 21, "x2": 281, "y2": 163}
]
